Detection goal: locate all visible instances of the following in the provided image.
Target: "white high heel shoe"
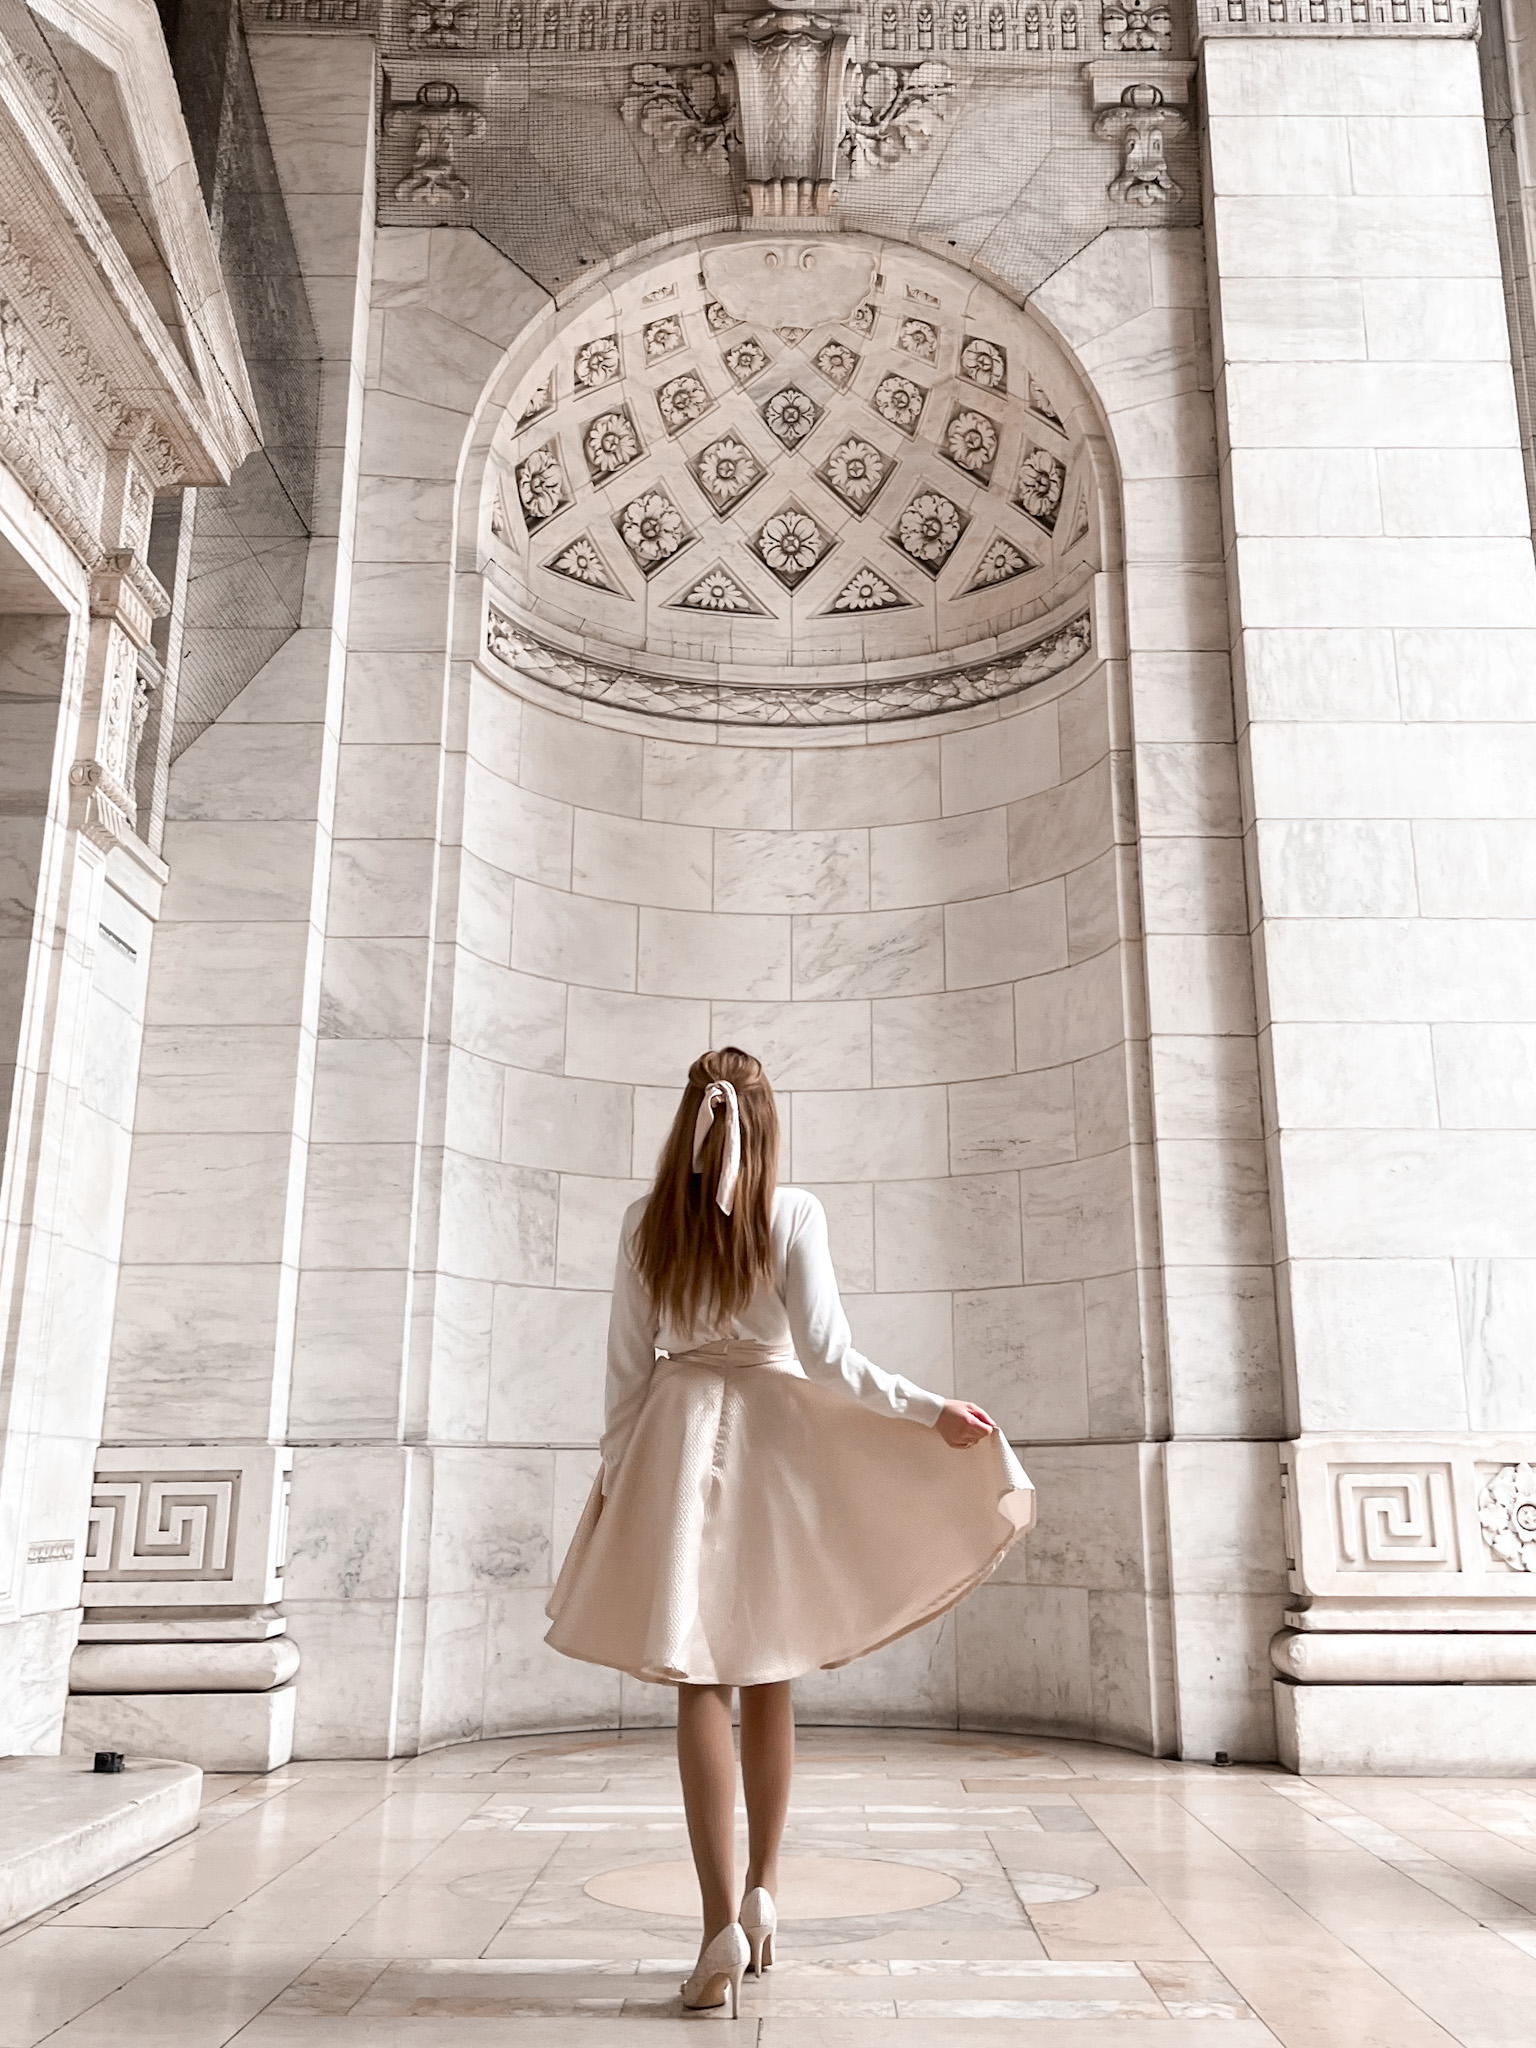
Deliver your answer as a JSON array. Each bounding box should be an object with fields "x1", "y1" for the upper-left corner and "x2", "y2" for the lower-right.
[
  {"x1": 680, "y1": 1923, "x2": 750, "y2": 2017},
  {"x1": 739, "y1": 1887, "x2": 777, "y2": 1976}
]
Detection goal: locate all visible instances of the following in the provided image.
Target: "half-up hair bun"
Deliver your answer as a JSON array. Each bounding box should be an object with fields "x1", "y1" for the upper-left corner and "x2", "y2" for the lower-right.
[{"x1": 635, "y1": 1047, "x2": 780, "y2": 1329}]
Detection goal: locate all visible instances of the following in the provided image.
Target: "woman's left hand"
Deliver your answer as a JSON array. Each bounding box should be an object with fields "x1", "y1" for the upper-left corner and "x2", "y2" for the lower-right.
[{"x1": 936, "y1": 1400, "x2": 996, "y2": 1448}]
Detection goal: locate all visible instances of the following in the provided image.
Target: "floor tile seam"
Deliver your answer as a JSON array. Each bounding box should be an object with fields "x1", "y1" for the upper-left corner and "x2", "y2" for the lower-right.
[
  {"x1": 1068, "y1": 1787, "x2": 1369, "y2": 1950},
  {"x1": 1180, "y1": 1790, "x2": 1536, "y2": 1940},
  {"x1": 1164, "y1": 1803, "x2": 1536, "y2": 2040},
  {"x1": 1268, "y1": 1788, "x2": 1536, "y2": 1932}
]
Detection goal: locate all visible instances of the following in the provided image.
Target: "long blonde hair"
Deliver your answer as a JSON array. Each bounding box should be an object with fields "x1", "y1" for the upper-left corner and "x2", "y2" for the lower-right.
[{"x1": 633, "y1": 1047, "x2": 778, "y2": 1330}]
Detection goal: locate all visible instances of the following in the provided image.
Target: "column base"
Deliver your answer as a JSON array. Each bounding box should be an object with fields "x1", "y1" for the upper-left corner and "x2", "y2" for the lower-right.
[
  {"x1": 1275, "y1": 1679, "x2": 1536, "y2": 1775},
  {"x1": 63, "y1": 1685, "x2": 295, "y2": 1773}
]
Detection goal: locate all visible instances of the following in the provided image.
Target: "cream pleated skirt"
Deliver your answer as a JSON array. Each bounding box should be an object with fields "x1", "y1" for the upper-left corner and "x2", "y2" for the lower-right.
[{"x1": 545, "y1": 1342, "x2": 1035, "y2": 1687}]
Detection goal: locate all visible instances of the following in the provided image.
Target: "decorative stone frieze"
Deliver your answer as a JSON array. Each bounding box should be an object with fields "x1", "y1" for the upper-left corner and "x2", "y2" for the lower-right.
[
  {"x1": 242, "y1": 0, "x2": 379, "y2": 25},
  {"x1": 1279, "y1": 1437, "x2": 1536, "y2": 1633},
  {"x1": 484, "y1": 604, "x2": 1093, "y2": 722},
  {"x1": 81, "y1": 1446, "x2": 293, "y2": 1616},
  {"x1": 1191, "y1": 0, "x2": 1476, "y2": 35}
]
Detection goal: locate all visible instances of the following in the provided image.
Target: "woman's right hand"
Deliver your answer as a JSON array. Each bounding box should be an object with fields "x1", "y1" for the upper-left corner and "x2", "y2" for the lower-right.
[{"x1": 936, "y1": 1400, "x2": 996, "y2": 1448}]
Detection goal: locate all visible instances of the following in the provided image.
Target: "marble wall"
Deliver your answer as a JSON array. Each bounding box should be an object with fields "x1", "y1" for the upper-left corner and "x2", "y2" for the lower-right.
[{"x1": 401, "y1": 642, "x2": 1165, "y2": 1745}]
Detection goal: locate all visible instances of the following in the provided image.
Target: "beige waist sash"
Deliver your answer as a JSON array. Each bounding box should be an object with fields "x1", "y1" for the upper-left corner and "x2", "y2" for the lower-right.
[{"x1": 660, "y1": 1338, "x2": 800, "y2": 1376}]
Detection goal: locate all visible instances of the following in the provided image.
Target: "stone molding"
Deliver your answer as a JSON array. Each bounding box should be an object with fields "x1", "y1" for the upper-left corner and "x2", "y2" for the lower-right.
[
  {"x1": 81, "y1": 1446, "x2": 293, "y2": 1614},
  {"x1": 1191, "y1": 0, "x2": 1476, "y2": 37},
  {"x1": 484, "y1": 603, "x2": 1093, "y2": 722},
  {"x1": 252, "y1": 0, "x2": 1182, "y2": 56},
  {"x1": 1280, "y1": 1436, "x2": 1536, "y2": 1632}
]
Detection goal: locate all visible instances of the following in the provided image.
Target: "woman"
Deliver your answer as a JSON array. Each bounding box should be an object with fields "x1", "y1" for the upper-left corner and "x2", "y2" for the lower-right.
[{"x1": 546, "y1": 1048, "x2": 1033, "y2": 2017}]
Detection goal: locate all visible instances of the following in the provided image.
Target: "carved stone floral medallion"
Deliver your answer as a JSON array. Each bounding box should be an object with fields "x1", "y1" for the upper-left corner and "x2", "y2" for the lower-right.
[
  {"x1": 574, "y1": 335, "x2": 622, "y2": 389},
  {"x1": 692, "y1": 435, "x2": 765, "y2": 511},
  {"x1": 870, "y1": 371, "x2": 927, "y2": 437},
  {"x1": 1016, "y1": 445, "x2": 1067, "y2": 530},
  {"x1": 820, "y1": 436, "x2": 891, "y2": 514},
  {"x1": 583, "y1": 408, "x2": 643, "y2": 479},
  {"x1": 616, "y1": 486, "x2": 693, "y2": 572},
  {"x1": 897, "y1": 317, "x2": 938, "y2": 363},
  {"x1": 942, "y1": 406, "x2": 999, "y2": 483},
  {"x1": 721, "y1": 335, "x2": 772, "y2": 384},
  {"x1": 752, "y1": 504, "x2": 834, "y2": 589},
  {"x1": 813, "y1": 340, "x2": 859, "y2": 389},
  {"x1": 762, "y1": 386, "x2": 822, "y2": 451},
  {"x1": 487, "y1": 240, "x2": 1096, "y2": 687},
  {"x1": 959, "y1": 336, "x2": 1007, "y2": 392},
  {"x1": 894, "y1": 489, "x2": 966, "y2": 574},
  {"x1": 515, "y1": 442, "x2": 567, "y2": 526},
  {"x1": 643, "y1": 315, "x2": 686, "y2": 362},
  {"x1": 656, "y1": 369, "x2": 714, "y2": 433}
]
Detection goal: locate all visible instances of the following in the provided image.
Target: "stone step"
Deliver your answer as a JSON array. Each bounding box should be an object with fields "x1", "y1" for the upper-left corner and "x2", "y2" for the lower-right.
[{"x1": 0, "y1": 1755, "x2": 201, "y2": 1934}]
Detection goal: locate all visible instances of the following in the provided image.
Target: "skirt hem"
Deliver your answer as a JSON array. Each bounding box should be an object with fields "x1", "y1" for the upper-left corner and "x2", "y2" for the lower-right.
[{"x1": 543, "y1": 1484, "x2": 1031, "y2": 1688}]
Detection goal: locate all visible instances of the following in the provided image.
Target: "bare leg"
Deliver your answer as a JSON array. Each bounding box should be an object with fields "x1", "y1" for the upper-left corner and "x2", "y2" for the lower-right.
[
  {"x1": 676, "y1": 1682, "x2": 737, "y2": 1945},
  {"x1": 740, "y1": 1679, "x2": 794, "y2": 1899}
]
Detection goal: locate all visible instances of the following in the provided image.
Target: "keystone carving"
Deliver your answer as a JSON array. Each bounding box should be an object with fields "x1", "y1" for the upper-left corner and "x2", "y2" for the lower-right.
[
  {"x1": 623, "y1": 11, "x2": 955, "y2": 219},
  {"x1": 728, "y1": 0, "x2": 860, "y2": 221},
  {"x1": 1093, "y1": 82, "x2": 1186, "y2": 207},
  {"x1": 383, "y1": 80, "x2": 485, "y2": 203}
]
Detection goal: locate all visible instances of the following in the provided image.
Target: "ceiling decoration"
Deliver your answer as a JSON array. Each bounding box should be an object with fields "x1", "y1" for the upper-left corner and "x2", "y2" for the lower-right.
[{"x1": 485, "y1": 239, "x2": 1100, "y2": 684}]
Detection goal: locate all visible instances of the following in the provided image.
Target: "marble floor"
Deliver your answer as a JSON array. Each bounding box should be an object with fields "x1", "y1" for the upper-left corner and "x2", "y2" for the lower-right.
[{"x1": 5, "y1": 1727, "x2": 1536, "y2": 2046}]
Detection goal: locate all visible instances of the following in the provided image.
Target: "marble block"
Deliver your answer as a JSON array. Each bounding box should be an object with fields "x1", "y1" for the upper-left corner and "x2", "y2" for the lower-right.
[
  {"x1": 63, "y1": 1685, "x2": 297, "y2": 1773},
  {"x1": 70, "y1": 1640, "x2": 301, "y2": 1692},
  {"x1": 0, "y1": 1756, "x2": 201, "y2": 1933},
  {"x1": 1275, "y1": 1680, "x2": 1536, "y2": 1776}
]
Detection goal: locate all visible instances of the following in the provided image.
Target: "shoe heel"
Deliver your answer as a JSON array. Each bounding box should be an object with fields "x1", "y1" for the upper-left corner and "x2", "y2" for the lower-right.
[
  {"x1": 727, "y1": 1959, "x2": 744, "y2": 2018},
  {"x1": 761, "y1": 1929, "x2": 774, "y2": 1971},
  {"x1": 746, "y1": 1927, "x2": 766, "y2": 1977}
]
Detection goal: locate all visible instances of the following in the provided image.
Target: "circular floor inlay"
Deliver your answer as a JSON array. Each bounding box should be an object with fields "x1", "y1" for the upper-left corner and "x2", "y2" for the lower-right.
[
  {"x1": 1009, "y1": 1870, "x2": 1099, "y2": 1903},
  {"x1": 586, "y1": 1855, "x2": 961, "y2": 1919}
]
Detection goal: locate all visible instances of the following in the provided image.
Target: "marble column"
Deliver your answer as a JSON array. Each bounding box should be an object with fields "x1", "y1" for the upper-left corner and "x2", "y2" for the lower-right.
[
  {"x1": 1203, "y1": 22, "x2": 1536, "y2": 1770},
  {"x1": 72, "y1": 30, "x2": 380, "y2": 1773}
]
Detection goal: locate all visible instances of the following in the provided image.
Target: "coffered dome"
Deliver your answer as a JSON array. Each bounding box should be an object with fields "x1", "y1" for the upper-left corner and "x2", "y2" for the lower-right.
[{"x1": 484, "y1": 239, "x2": 1102, "y2": 685}]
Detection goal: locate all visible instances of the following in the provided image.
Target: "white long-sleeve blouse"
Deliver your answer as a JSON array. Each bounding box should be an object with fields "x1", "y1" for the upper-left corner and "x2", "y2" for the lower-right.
[{"x1": 600, "y1": 1184, "x2": 946, "y2": 1493}]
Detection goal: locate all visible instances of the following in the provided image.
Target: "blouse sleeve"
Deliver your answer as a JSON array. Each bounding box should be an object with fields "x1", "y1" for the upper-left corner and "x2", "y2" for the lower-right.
[
  {"x1": 599, "y1": 1217, "x2": 660, "y2": 1496},
  {"x1": 782, "y1": 1193, "x2": 945, "y2": 1426}
]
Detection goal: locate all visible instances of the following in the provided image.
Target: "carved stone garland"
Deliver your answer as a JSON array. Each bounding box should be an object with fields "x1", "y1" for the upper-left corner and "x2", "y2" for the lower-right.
[{"x1": 485, "y1": 607, "x2": 1092, "y2": 725}]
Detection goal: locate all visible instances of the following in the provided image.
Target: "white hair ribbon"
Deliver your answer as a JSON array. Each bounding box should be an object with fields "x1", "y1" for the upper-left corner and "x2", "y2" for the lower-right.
[{"x1": 691, "y1": 1079, "x2": 741, "y2": 1217}]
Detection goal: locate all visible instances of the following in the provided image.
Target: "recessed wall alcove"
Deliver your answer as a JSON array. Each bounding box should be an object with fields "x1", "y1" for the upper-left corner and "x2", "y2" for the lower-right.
[{"x1": 415, "y1": 233, "x2": 1168, "y2": 1750}]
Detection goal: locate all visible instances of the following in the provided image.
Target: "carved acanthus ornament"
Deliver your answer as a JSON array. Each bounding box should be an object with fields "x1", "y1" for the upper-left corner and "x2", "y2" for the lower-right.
[
  {"x1": 841, "y1": 62, "x2": 955, "y2": 178},
  {"x1": 621, "y1": 64, "x2": 738, "y2": 176},
  {"x1": 619, "y1": 6, "x2": 955, "y2": 219},
  {"x1": 1094, "y1": 82, "x2": 1185, "y2": 207},
  {"x1": 383, "y1": 80, "x2": 485, "y2": 203}
]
